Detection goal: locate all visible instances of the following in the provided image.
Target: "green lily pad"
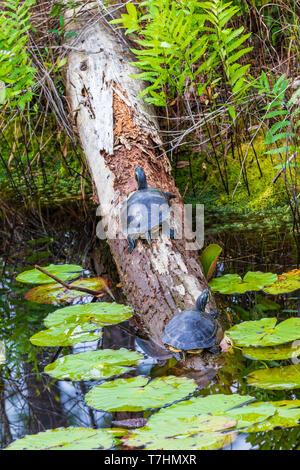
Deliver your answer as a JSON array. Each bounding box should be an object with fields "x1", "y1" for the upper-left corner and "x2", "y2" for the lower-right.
[
  {"x1": 85, "y1": 376, "x2": 197, "y2": 412},
  {"x1": 226, "y1": 317, "x2": 300, "y2": 347},
  {"x1": 246, "y1": 364, "x2": 300, "y2": 390},
  {"x1": 263, "y1": 269, "x2": 300, "y2": 295},
  {"x1": 199, "y1": 244, "x2": 222, "y2": 280},
  {"x1": 44, "y1": 348, "x2": 143, "y2": 380},
  {"x1": 0, "y1": 341, "x2": 5, "y2": 365},
  {"x1": 4, "y1": 427, "x2": 114, "y2": 450},
  {"x1": 241, "y1": 341, "x2": 300, "y2": 360},
  {"x1": 147, "y1": 393, "x2": 255, "y2": 423},
  {"x1": 25, "y1": 278, "x2": 109, "y2": 305},
  {"x1": 223, "y1": 402, "x2": 276, "y2": 429},
  {"x1": 30, "y1": 324, "x2": 102, "y2": 347},
  {"x1": 124, "y1": 413, "x2": 236, "y2": 449},
  {"x1": 44, "y1": 302, "x2": 133, "y2": 329},
  {"x1": 246, "y1": 400, "x2": 300, "y2": 432},
  {"x1": 209, "y1": 271, "x2": 277, "y2": 294},
  {"x1": 16, "y1": 264, "x2": 83, "y2": 284},
  {"x1": 125, "y1": 431, "x2": 237, "y2": 450}
]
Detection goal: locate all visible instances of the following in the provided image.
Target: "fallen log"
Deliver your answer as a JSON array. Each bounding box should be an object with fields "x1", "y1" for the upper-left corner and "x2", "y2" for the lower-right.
[{"x1": 64, "y1": 5, "x2": 221, "y2": 352}]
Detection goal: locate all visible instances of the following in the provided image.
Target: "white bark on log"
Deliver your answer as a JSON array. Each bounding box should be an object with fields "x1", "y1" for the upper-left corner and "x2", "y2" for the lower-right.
[{"x1": 64, "y1": 8, "x2": 219, "y2": 347}]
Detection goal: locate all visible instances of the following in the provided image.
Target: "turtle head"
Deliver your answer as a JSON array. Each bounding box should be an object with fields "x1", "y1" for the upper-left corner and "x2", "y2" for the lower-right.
[
  {"x1": 195, "y1": 289, "x2": 210, "y2": 312},
  {"x1": 135, "y1": 166, "x2": 148, "y2": 190}
]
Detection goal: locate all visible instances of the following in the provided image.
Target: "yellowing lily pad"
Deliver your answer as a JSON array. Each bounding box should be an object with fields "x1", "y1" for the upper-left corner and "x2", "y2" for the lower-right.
[
  {"x1": 241, "y1": 341, "x2": 300, "y2": 361},
  {"x1": 16, "y1": 264, "x2": 83, "y2": 284},
  {"x1": 30, "y1": 324, "x2": 102, "y2": 347},
  {"x1": 44, "y1": 348, "x2": 143, "y2": 380},
  {"x1": 223, "y1": 402, "x2": 276, "y2": 429},
  {"x1": 209, "y1": 272, "x2": 277, "y2": 294},
  {"x1": 25, "y1": 278, "x2": 109, "y2": 305},
  {"x1": 246, "y1": 400, "x2": 300, "y2": 432},
  {"x1": 85, "y1": 375, "x2": 197, "y2": 412},
  {"x1": 4, "y1": 427, "x2": 114, "y2": 450},
  {"x1": 246, "y1": 364, "x2": 300, "y2": 390},
  {"x1": 44, "y1": 302, "x2": 133, "y2": 329},
  {"x1": 199, "y1": 244, "x2": 222, "y2": 280},
  {"x1": 263, "y1": 270, "x2": 300, "y2": 295},
  {"x1": 226, "y1": 317, "x2": 300, "y2": 347}
]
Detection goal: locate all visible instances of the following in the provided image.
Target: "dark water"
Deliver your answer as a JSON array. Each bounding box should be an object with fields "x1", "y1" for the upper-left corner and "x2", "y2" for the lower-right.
[{"x1": 0, "y1": 227, "x2": 299, "y2": 450}]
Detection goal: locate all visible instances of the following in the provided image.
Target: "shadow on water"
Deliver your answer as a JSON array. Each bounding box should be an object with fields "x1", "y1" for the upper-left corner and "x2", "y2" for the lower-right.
[{"x1": 0, "y1": 222, "x2": 300, "y2": 450}]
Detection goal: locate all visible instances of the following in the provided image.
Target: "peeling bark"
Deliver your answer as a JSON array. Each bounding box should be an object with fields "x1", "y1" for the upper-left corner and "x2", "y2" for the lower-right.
[{"x1": 64, "y1": 7, "x2": 220, "y2": 347}]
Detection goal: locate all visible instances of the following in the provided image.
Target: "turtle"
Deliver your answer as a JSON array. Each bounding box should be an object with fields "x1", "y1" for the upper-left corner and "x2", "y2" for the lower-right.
[
  {"x1": 161, "y1": 289, "x2": 223, "y2": 356},
  {"x1": 121, "y1": 166, "x2": 176, "y2": 253}
]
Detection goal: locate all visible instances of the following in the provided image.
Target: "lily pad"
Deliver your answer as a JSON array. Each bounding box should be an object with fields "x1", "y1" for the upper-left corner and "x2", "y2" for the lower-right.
[
  {"x1": 223, "y1": 402, "x2": 276, "y2": 429},
  {"x1": 44, "y1": 348, "x2": 143, "y2": 380},
  {"x1": 199, "y1": 244, "x2": 222, "y2": 280},
  {"x1": 209, "y1": 271, "x2": 277, "y2": 294},
  {"x1": 246, "y1": 400, "x2": 300, "y2": 432},
  {"x1": 124, "y1": 413, "x2": 236, "y2": 449},
  {"x1": 125, "y1": 431, "x2": 236, "y2": 450},
  {"x1": 241, "y1": 341, "x2": 300, "y2": 361},
  {"x1": 246, "y1": 364, "x2": 300, "y2": 390},
  {"x1": 16, "y1": 264, "x2": 83, "y2": 284},
  {"x1": 263, "y1": 269, "x2": 300, "y2": 295},
  {"x1": 4, "y1": 427, "x2": 114, "y2": 450},
  {"x1": 44, "y1": 302, "x2": 133, "y2": 329},
  {"x1": 85, "y1": 375, "x2": 197, "y2": 412},
  {"x1": 226, "y1": 317, "x2": 300, "y2": 347},
  {"x1": 147, "y1": 393, "x2": 255, "y2": 423},
  {"x1": 30, "y1": 324, "x2": 102, "y2": 347},
  {"x1": 25, "y1": 278, "x2": 109, "y2": 305}
]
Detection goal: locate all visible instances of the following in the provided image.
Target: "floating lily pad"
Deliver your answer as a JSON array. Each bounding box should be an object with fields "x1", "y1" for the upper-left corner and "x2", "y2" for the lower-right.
[
  {"x1": 263, "y1": 269, "x2": 300, "y2": 295},
  {"x1": 30, "y1": 325, "x2": 102, "y2": 347},
  {"x1": 125, "y1": 431, "x2": 237, "y2": 450},
  {"x1": 4, "y1": 427, "x2": 114, "y2": 450},
  {"x1": 148, "y1": 393, "x2": 255, "y2": 423},
  {"x1": 0, "y1": 341, "x2": 5, "y2": 365},
  {"x1": 44, "y1": 302, "x2": 133, "y2": 329},
  {"x1": 246, "y1": 400, "x2": 300, "y2": 432},
  {"x1": 25, "y1": 278, "x2": 108, "y2": 305},
  {"x1": 209, "y1": 271, "x2": 277, "y2": 294},
  {"x1": 16, "y1": 264, "x2": 83, "y2": 284},
  {"x1": 200, "y1": 244, "x2": 222, "y2": 280},
  {"x1": 44, "y1": 348, "x2": 143, "y2": 380},
  {"x1": 85, "y1": 376, "x2": 197, "y2": 412},
  {"x1": 223, "y1": 402, "x2": 276, "y2": 429},
  {"x1": 124, "y1": 413, "x2": 236, "y2": 449},
  {"x1": 246, "y1": 364, "x2": 300, "y2": 390},
  {"x1": 241, "y1": 341, "x2": 300, "y2": 361},
  {"x1": 226, "y1": 317, "x2": 300, "y2": 347}
]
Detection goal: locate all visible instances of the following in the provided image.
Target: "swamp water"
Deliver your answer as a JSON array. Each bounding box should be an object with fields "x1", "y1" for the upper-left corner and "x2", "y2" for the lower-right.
[{"x1": 0, "y1": 226, "x2": 299, "y2": 451}]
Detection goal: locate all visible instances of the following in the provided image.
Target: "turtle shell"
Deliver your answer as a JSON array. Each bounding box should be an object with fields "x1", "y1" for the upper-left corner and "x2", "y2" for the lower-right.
[
  {"x1": 121, "y1": 187, "x2": 171, "y2": 237},
  {"x1": 161, "y1": 309, "x2": 218, "y2": 351}
]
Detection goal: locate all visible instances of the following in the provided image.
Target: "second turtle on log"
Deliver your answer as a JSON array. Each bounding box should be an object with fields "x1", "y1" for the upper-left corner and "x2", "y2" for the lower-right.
[{"x1": 161, "y1": 289, "x2": 224, "y2": 357}]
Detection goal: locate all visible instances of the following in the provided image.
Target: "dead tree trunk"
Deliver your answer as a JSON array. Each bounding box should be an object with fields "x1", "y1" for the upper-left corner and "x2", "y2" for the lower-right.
[{"x1": 64, "y1": 7, "x2": 218, "y2": 346}]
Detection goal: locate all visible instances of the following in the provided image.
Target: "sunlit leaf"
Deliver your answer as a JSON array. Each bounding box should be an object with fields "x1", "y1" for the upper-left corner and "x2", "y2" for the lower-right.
[
  {"x1": 16, "y1": 264, "x2": 83, "y2": 284},
  {"x1": 4, "y1": 427, "x2": 114, "y2": 450},
  {"x1": 44, "y1": 302, "x2": 133, "y2": 329},
  {"x1": 263, "y1": 270, "x2": 300, "y2": 295},
  {"x1": 241, "y1": 341, "x2": 300, "y2": 361},
  {"x1": 246, "y1": 364, "x2": 300, "y2": 390},
  {"x1": 30, "y1": 325, "x2": 102, "y2": 347},
  {"x1": 0, "y1": 341, "x2": 5, "y2": 365},
  {"x1": 223, "y1": 402, "x2": 276, "y2": 429},
  {"x1": 85, "y1": 376, "x2": 197, "y2": 412},
  {"x1": 226, "y1": 317, "x2": 300, "y2": 347},
  {"x1": 246, "y1": 400, "x2": 300, "y2": 432},
  {"x1": 25, "y1": 278, "x2": 109, "y2": 305},
  {"x1": 44, "y1": 348, "x2": 143, "y2": 380},
  {"x1": 200, "y1": 244, "x2": 222, "y2": 280}
]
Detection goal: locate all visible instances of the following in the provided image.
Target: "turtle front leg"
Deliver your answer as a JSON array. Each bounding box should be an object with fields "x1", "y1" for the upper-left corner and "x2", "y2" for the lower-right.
[
  {"x1": 127, "y1": 236, "x2": 136, "y2": 253},
  {"x1": 145, "y1": 231, "x2": 152, "y2": 245},
  {"x1": 207, "y1": 345, "x2": 221, "y2": 355}
]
